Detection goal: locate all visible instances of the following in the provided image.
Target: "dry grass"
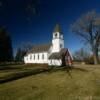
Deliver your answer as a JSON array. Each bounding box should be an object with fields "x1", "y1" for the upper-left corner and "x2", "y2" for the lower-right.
[{"x1": 0, "y1": 64, "x2": 100, "y2": 100}]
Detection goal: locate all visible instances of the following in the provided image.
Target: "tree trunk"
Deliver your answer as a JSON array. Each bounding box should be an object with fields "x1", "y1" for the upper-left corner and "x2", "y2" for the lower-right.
[{"x1": 93, "y1": 48, "x2": 99, "y2": 64}]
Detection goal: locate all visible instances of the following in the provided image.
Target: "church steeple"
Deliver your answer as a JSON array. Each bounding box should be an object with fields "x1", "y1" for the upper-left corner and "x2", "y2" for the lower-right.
[{"x1": 52, "y1": 24, "x2": 64, "y2": 53}]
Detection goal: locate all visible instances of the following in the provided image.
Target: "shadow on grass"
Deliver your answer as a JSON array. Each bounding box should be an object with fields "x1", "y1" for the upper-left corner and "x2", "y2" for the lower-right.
[
  {"x1": 0, "y1": 65, "x2": 89, "y2": 84},
  {"x1": 46, "y1": 66, "x2": 73, "y2": 78},
  {"x1": 0, "y1": 66, "x2": 23, "y2": 70},
  {"x1": 47, "y1": 65, "x2": 89, "y2": 78},
  {"x1": 0, "y1": 64, "x2": 25, "y2": 70},
  {"x1": 72, "y1": 67, "x2": 89, "y2": 72},
  {"x1": 0, "y1": 68, "x2": 49, "y2": 84}
]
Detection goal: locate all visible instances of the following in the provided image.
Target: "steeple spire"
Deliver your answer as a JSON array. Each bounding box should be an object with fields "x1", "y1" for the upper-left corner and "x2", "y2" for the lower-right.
[{"x1": 53, "y1": 24, "x2": 62, "y2": 33}]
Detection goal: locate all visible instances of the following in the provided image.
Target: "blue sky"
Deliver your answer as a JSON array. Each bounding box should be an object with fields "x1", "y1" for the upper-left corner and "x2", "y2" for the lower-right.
[{"x1": 0, "y1": 0, "x2": 100, "y2": 55}]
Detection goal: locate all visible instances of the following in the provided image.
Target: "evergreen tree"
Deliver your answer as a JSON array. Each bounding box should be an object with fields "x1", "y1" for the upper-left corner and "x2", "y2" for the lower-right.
[{"x1": 0, "y1": 27, "x2": 13, "y2": 62}]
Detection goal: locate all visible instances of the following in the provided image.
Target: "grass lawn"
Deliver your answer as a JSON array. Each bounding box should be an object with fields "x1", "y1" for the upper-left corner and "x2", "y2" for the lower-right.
[{"x1": 0, "y1": 64, "x2": 100, "y2": 100}]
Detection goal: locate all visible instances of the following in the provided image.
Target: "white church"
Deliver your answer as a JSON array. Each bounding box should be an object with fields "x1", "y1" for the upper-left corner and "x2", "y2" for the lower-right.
[{"x1": 24, "y1": 24, "x2": 73, "y2": 66}]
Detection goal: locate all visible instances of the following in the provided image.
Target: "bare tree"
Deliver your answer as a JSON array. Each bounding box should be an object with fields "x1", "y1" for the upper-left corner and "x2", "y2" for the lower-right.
[
  {"x1": 73, "y1": 48, "x2": 90, "y2": 62},
  {"x1": 20, "y1": 42, "x2": 33, "y2": 52},
  {"x1": 15, "y1": 42, "x2": 33, "y2": 62},
  {"x1": 71, "y1": 10, "x2": 100, "y2": 64}
]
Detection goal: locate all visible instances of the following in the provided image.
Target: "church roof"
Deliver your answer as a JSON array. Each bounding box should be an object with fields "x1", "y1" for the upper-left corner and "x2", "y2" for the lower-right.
[
  {"x1": 53, "y1": 24, "x2": 63, "y2": 34},
  {"x1": 26, "y1": 43, "x2": 52, "y2": 54},
  {"x1": 49, "y1": 48, "x2": 68, "y2": 59}
]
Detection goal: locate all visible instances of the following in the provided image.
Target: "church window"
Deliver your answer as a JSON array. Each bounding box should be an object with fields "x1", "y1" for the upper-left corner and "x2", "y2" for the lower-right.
[
  {"x1": 42, "y1": 54, "x2": 44, "y2": 59},
  {"x1": 60, "y1": 44, "x2": 62, "y2": 48},
  {"x1": 38, "y1": 54, "x2": 39, "y2": 60}
]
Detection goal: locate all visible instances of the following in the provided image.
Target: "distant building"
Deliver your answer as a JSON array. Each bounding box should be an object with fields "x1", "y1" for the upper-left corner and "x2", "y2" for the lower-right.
[{"x1": 24, "y1": 24, "x2": 73, "y2": 66}]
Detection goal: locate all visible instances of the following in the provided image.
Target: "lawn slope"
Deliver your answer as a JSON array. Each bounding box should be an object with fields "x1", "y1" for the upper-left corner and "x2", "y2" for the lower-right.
[{"x1": 0, "y1": 65, "x2": 100, "y2": 100}]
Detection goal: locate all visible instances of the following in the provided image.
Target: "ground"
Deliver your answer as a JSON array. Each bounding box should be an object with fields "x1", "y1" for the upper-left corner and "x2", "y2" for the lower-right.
[{"x1": 0, "y1": 64, "x2": 100, "y2": 100}]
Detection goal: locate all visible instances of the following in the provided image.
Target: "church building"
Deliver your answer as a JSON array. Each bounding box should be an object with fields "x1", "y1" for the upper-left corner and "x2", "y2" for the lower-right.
[{"x1": 24, "y1": 24, "x2": 73, "y2": 66}]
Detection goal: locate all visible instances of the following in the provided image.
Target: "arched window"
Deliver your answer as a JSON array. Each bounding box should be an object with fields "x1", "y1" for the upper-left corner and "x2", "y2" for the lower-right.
[{"x1": 55, "y1": 33, "x2": 57, "y2": 38}]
